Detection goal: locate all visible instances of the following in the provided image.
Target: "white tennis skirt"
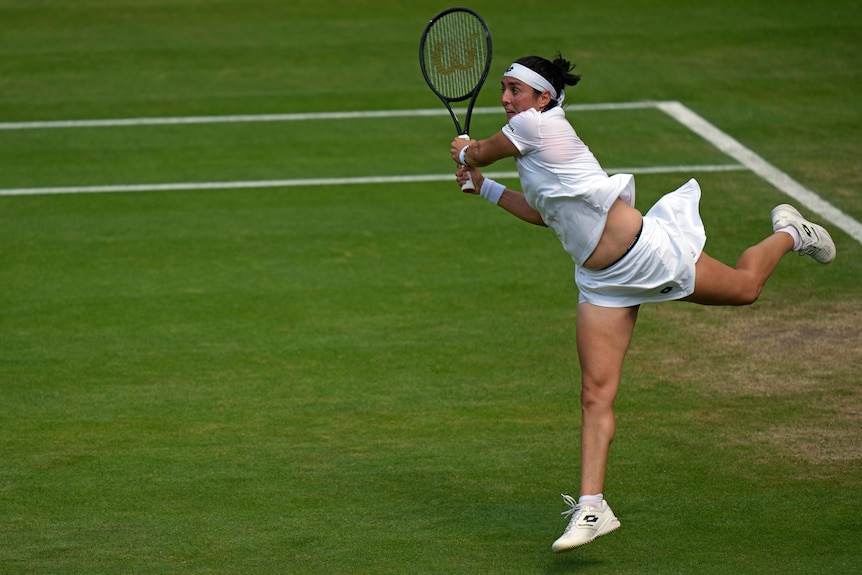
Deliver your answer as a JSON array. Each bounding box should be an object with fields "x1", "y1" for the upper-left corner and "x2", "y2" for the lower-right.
[{"x1": 575, "y1": 178, "x2": 707, "y2": 308}]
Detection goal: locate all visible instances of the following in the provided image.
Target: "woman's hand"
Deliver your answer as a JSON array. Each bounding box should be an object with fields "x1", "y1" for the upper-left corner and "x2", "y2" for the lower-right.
[
  {"x1": 450, "y1": 137, "x2": 477, "y2": 164},
  {"x1": 456, "y1": 165, "x2": 483, "y2": 194}
]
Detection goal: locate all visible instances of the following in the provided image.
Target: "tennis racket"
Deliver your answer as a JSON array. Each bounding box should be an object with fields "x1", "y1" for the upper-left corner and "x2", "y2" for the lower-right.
[{"x1": 419, "y1": 7, "x2": 492, "y2": 191}]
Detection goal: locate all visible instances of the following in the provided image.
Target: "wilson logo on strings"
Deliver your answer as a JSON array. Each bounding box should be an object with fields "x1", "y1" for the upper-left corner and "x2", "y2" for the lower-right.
[{"x1": 431, "y1": 34, "x2": 480, "y2": 75}]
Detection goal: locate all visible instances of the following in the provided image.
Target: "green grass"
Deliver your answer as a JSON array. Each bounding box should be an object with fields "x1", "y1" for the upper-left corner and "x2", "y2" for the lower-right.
[{"x1": 1, "y1": 1, "x2": 861, "y2": 573}]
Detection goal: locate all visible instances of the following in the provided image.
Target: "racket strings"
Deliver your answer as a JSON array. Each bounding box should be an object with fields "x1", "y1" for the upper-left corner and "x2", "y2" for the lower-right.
[{"x1": 422, "y1": 13, "x2": 489, "y2": 101}]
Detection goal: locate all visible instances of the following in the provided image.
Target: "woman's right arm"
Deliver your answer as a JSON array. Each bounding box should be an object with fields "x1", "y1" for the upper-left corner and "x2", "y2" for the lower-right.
[{"x1": 498, "y1": 187, "x2": 546, "y2": 226}]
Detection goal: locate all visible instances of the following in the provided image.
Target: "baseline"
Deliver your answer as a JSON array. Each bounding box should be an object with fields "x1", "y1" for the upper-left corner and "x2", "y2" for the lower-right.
[{"x1": 0, "y1": 103, "x2": 650, "y2": 131}]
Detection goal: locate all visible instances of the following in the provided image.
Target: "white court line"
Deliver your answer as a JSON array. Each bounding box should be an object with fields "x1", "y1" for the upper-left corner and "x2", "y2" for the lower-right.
[
  {"x1": 0, "y1": 165, "x2": 746, "y2": 197},
  {"x1": 0, "y1": 103, "x2": 651, "y2": 130},
  {"x1": 655, "y1": 102, "x2": 862, "y2": 244},
  {"x1": 2, "y1": 101, "x2": 859, "y2": 245}
]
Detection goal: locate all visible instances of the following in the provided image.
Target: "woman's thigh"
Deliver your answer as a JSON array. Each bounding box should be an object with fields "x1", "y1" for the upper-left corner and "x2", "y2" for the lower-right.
[{"x1": 576, "y1": 303, "x2": 640, "y2": 391}]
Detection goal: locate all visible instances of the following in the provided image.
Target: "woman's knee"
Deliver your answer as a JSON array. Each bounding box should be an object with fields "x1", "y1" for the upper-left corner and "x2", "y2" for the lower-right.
[
  {"x1": 580, "y1": 375, "x2": 618, "y2": 411},
  {"x1": 733, "y1": 280, "x2": 763, "y2": 306}
]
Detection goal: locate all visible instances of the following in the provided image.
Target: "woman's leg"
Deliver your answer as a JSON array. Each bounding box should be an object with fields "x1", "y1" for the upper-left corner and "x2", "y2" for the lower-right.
[
  {"x1": 576, "y1": 302, "x2": 640, "y2": 497},
  {"x1": 683, "y1": 232, "x2": 793, "y2": 306}
]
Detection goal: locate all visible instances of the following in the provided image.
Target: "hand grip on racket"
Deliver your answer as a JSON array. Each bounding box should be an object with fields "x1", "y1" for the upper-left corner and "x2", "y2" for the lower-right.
[
  {"x1": 457, "y1": 134, "x2": 476, "y2": 192},
  {"x1": 419, "y1": 7, "x2": 492, "y2": 195}
]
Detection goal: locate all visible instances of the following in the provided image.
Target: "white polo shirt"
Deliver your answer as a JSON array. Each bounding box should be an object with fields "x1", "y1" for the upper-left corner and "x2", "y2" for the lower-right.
[{"x1": 501, "y1": 107, "x2": 635, "y2": 266}]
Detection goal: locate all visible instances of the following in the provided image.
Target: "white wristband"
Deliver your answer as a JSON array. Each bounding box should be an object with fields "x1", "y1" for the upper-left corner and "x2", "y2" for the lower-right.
[
  {"x1": 479, "y1": 178, "x2": 505, "y2": 205},
  {"x1": 458, "y1": 145, "x2": 470, "y2": 166}
]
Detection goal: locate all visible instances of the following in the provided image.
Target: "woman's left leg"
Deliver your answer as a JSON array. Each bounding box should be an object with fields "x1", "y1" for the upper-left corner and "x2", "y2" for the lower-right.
[{"x1": 684, "y1": 232, "x2": 793, "y2": 306}]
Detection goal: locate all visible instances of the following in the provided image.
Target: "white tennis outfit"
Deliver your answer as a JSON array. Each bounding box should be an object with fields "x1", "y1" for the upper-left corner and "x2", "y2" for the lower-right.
[{"x1": 501, "y1": 107, "x2": 706, "y2": 307}]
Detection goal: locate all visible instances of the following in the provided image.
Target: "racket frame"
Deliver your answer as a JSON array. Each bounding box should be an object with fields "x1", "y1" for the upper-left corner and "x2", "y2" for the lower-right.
[
  {"x1": 419, "y1": 6, "x2": 492, "y2": 137},
  {"x1": 419, "y1": 7, "x2": 493, "y2": 191}
]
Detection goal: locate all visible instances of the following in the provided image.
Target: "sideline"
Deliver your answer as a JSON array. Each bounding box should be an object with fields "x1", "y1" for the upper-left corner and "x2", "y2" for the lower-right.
[{"x1": 655, "y1": 102, "x2": 862, "y2": 245}]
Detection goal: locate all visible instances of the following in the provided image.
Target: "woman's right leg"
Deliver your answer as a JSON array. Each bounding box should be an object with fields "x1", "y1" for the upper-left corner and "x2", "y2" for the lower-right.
[
  {"x1": 552, "y1": 302, "x2": 637, "y2": 553},
  {"x1": 576, "y1": 302, "x2": 640, "y2": 497}
]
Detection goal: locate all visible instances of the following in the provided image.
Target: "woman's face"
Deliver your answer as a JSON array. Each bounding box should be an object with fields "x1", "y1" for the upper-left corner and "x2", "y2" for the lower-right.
[{"x1": 501, "y1": 77, "x2": 551, "y2": 120}]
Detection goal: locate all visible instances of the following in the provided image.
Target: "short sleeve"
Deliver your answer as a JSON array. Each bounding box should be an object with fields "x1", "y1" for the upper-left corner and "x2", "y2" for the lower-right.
[{"x1": 501, "y1": 108, "x2": 542, "y2": 155}]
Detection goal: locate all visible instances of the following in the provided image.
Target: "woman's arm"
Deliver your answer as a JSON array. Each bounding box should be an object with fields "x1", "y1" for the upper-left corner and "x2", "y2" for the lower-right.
[
  {"x1": 456, "y1": 166, "x2": 546, "y2": 227},
  {"x1": 450, "y1": 131, "x2": 518, "y2": 168},
  {"x1": 450, "y1": 129, "x2": 543, "y2": 226},
  {"x1": 498, "y1": 187, "x2": 546, "y2": 226}
]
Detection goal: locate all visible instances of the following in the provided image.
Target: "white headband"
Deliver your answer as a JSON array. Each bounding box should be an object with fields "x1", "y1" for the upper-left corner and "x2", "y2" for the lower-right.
[{"x1": 504, "y1": 62, "x2": 564, "y2": 104}]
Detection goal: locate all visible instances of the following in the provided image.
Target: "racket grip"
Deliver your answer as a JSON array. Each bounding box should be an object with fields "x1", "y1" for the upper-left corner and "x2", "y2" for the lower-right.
[{"x1": 457, "y1": 134, "x2": 475, "y2": 192}]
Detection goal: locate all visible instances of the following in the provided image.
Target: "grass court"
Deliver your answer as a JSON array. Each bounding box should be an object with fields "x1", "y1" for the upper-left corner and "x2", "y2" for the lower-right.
[{"x1": 1, "y1": 1, "x2": 860, "y2": 573}]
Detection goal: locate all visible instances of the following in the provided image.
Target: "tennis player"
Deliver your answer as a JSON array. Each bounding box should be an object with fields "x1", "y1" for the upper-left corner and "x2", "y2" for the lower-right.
[{"x1": 449, "y1": 53, "x2": 836, "y2": 552}]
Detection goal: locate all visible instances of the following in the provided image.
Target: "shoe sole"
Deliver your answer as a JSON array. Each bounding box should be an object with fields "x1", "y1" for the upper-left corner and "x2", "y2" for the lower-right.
[{"x1": 551, "y1": 518, "x2": 621, "y2": 553}]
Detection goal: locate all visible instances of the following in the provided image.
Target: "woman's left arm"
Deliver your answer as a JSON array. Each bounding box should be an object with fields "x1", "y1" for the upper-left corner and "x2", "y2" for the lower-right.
[{"x1": 450, "y1": 131, "x2": 518, "y2": 168}]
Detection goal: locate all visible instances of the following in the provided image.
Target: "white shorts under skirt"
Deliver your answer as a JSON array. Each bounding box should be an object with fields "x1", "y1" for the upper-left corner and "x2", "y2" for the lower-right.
[{"x1": 575, "y1": 178, "x2": 707, "y2": 308}]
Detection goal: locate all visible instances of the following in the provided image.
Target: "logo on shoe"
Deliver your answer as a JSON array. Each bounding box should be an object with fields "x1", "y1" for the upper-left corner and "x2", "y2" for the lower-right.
[
  {"x1": 802, "y1": 223, "x2": 813, "y2": 238},
  {"x1": 582, "y1": 514, "x2": 599, "y2": 524}
]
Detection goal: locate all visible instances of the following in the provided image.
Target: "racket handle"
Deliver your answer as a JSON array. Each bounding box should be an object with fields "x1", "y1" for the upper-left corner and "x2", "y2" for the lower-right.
[{"x1": 457, "y1": 134, "x2": 475, "y2": 192}]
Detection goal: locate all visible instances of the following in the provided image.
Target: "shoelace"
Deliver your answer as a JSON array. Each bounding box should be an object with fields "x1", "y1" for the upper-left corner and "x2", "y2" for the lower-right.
[{"x1": 560, "y1": 493, "x2": 580, "y2": 521}]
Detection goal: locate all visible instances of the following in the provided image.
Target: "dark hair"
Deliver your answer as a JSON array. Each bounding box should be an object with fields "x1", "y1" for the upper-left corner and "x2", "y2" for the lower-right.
[{"x1": 515, "y1": 52, "x2": 581, "y2": 110}]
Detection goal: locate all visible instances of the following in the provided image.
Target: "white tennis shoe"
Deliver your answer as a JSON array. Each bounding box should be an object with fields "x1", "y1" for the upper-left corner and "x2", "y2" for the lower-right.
[
  {"x1": 551, "y1": 494, "x2": 621, "y2": 552},
  {"x1": 771, "y1": 204, "x2": 836, "y2": 264}
]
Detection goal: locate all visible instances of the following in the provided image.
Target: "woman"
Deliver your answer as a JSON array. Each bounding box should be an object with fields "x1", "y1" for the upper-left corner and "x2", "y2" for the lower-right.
[{"x1": 449, "y1": 54, "x2": 835, "y2": 552}]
